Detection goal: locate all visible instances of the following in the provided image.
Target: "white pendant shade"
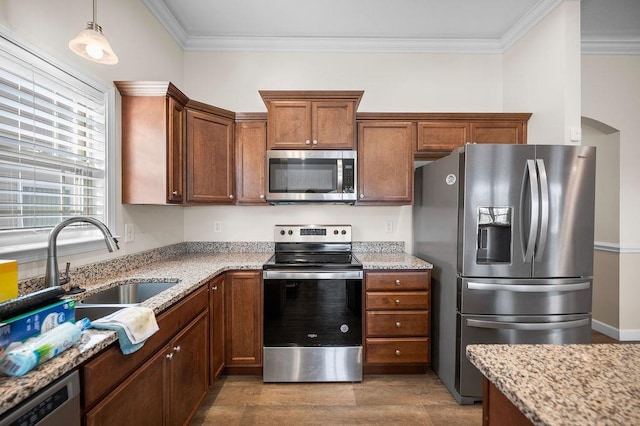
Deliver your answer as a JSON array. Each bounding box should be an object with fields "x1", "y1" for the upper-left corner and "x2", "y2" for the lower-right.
[{"x1": 69, "y1": 1, "x2": 118, "y2": 65}]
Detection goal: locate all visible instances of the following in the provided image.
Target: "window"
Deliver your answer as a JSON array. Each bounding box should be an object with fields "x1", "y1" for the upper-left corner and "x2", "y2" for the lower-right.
[{"x1": 0, "y1": 33, "x2": 114, "y2": 262}]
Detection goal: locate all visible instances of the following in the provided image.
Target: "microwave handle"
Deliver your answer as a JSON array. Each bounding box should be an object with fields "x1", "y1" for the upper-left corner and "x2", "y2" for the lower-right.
[{"x1": 337, "y1": 159, "x2": 344, "y2": 193}]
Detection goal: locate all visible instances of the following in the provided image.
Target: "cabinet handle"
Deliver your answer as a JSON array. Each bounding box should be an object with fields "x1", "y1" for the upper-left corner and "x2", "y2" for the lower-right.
[
  {"x1": 305, "y1": 140, "x2": 311, "y2": 145},
  {"x1": 259, "y1": 194, "x2": 265, "y2": 199},
  {"x1": 395, "y1": 279, "x2": 401, "y2": 286},
  {"x1": 312, "y1": 140, "x2": 318, "y2": 145},
  {"x1": 395, "y1": 299, "x2": 401, "y2": 305},
  {"x1": 173, "y1": 345, "x2": 181, "y2": 353},
  {"x1": 395, "y1": 350, "x2": 401, "y2": 356},
  {"x1": 166, "y1": 353, "x2": 174, "y2": 360},
  {"x1": 212, "y1": 286, "x2": 218, "y2": 291},
  {"x1": 360, "y1": 193, "x2": 365, "y2": 199},
  {"x1": 395, "y1": 322, "x2": 402, "y2": 328},
  {"x1": 229, "y1": 194, "x2": 234, "y2": 199},
  {"x1": 172, "y1": 190, "x2": 178, "y2": 196}
]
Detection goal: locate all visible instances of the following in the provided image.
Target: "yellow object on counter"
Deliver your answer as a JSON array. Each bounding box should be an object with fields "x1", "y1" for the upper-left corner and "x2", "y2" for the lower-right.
[{"x1": 0, "y1": 260, "x2": 19, "y2": 303}]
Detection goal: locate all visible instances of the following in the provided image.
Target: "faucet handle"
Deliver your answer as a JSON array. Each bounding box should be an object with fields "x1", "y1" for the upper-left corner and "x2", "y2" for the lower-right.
[{"x1": 59, "y1": 262, "x2": 71, "y2": 285}]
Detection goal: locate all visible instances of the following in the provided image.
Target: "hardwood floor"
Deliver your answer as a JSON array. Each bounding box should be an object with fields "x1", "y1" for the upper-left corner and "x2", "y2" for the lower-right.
[{"x1": 192, "y1": 330, "x2": 622, "y2": 425}]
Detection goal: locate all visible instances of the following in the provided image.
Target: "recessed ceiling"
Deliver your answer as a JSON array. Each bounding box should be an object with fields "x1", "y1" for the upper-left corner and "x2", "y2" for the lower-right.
[{"x1": 143, "y1": 0, "x2": 640, "y2": 54}]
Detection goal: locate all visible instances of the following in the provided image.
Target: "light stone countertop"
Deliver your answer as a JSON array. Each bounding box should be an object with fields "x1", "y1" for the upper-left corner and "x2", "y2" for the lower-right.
[
  {"x1": 0, "y1": 248, "x2": 430, "y2": 416},
  {"x1": 466, "y1": 344, "x2": 640, "y2": 426}
]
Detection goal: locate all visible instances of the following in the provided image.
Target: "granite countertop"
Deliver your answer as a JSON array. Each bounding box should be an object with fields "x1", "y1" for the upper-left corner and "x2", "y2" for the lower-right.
[
  {"x1": 466, "y1": 344, "x2": 640, "y2": 426},
  {"x1": 0, "y1": 248, "x2": 430, "y2": 416}
]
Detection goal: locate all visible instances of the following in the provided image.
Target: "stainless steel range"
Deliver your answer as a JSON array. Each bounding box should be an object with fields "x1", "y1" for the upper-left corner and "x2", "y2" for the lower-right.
[{"x1": 262, "y1": 225, "x2": 363, "y2": 382}]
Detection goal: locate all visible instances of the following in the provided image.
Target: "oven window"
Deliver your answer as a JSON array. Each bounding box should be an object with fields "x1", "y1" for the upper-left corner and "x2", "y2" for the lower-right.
[
  {"x1": 264, "y1": 279, "x2": 362, "y2": 347},
  {"x1": 269, "y1": 159, "x2": 338, "y2": 193}
]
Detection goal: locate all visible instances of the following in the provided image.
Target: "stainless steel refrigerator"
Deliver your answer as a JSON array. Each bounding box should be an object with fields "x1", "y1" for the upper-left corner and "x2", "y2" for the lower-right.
[{"x1": 413, "y1": 144, "x2": 596, "y2": 404}]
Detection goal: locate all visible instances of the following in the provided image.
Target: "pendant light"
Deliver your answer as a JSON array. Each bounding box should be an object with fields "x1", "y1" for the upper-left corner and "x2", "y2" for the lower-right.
[{"x1": 68, "y1": 0, "x2": 118, "y2": 64}]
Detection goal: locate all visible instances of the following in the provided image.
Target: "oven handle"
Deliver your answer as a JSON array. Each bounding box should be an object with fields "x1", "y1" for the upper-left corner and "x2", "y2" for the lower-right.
[{"x1": 263, "y1": 270, "x2": 363, "y2": 280}]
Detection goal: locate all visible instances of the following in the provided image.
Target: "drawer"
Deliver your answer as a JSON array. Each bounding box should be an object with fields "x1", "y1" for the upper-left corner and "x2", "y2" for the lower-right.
[
  {"x1": 366, "y1": 291, "x2": 430, "y2": 310},
  {"x1": 366, "y1": 311, "x2": 429, "y2": 337},
  {"x1": 366, "y1": 337, "x2": 430, "y2": 364},
  {"x1": 365, "y1": 271, "x2": 430, "y2": 291}
]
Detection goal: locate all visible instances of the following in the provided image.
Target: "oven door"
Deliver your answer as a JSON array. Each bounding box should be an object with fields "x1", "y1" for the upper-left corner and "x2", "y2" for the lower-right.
[{"x1": 262, "y1": 269, "x2": 363, "y2": 382}]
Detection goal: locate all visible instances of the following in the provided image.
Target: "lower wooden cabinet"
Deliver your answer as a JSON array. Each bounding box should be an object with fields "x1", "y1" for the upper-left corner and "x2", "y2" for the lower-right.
[
  {"x1": 82, "y1": 285, "x2": 209, "y2": 426},
  {"x1": 225, "y1": 270, "x2": 263, "y2": 372},
  {"x1": 209, "y1": 274, "x2": 225, "y2": 384},
  {"x1": 364, "y1": 270, "x2": 431, "y2": 372}
]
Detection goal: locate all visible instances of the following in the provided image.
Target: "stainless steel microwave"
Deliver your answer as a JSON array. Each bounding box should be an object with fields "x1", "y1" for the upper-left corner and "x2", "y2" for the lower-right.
[{"x1": 266, "y1": 150, "x2": 357, "y2": 203}]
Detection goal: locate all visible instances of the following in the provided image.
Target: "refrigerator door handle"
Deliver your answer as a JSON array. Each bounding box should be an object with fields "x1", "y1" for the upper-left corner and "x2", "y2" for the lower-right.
[
  {"x1": 467, "y1": 281, "x2": 591, "y2": 293},
  {"x1": 466, "y1": 318, "x2": 590, "y2": 331},
  {"x1": 535, "y1": 159, "x2": 550, "y2": 261},
  {"x1": 524, "y1": 160, "x2": 539, "y2": 263}
]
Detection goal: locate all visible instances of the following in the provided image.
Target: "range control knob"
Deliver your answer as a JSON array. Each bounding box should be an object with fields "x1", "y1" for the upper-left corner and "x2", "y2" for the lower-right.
[
  {"x1": 280, "y1": 230, "x2": 285, "y2": 235},
  {"x1": 341, "y1": 230, "x2": 347, "y2": 235},
  {"x1": 288, "y1": 230, "x2": 293, "y2": 235},
  {"x1": 334, "y1": 230, "x2": 339, "y2": 235}
]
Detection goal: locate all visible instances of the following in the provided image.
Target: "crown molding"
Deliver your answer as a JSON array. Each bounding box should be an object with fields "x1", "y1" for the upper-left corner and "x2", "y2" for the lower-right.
[
  {"x1": 142, "y1": 0, "x2": 188, "y2": 48},
  {"x1": 182, "y1": 35, "x2": 504, "y2": 54},
  {"x1": 144, "y1": 0, "x2": 638, "y2": 55},
  {"x1": 581, "y1": 39, "x2": 640, "y2": 55},
  {"x1": 499, "y1": 0, "x2": 563, "y2": 51}
]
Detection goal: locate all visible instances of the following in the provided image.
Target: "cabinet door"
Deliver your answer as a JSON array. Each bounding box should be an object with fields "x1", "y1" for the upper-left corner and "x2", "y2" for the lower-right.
[
  {"x1": 86, "y1": 346, "x2": 167, "y2": 426},
  {"x1": 267, "y1": 101, "x2": 312, "y2": 149},
  {"x1": 225, "y1": 271, "x2": 262, "y2": 367},
  {"x1": 167, "y1": 96, "x2": 185, "y2": 203},
  {"x1": 235, "y1": 121, "x2": 267, "y2": 204},
  {"x1": 210, "y1": 275, "x2": 225, "y2": 383},
  {"x1": 168, "y1": 311, "x2": 209, "y2": 426},
  {"x1": 312, "y1": 101, "x2": 356, "y2": 149},
  {"x1": 416, "y1": 121, "x2": 469, "y2": 155},
  {"x1": 470, "y1": 121, "x2": 524, "y2": 144},
  {"x1": 186, "y1": 109, "x2": 235, "y2": 203},
  {"x1": 357, "y1": 121, "x2": 415, "y2": 204}
]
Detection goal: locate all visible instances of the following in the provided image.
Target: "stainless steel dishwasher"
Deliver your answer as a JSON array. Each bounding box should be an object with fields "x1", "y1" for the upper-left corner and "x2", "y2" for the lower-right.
[{"x1": 0, "y1": 371, "x2": 80, "y2": 426}]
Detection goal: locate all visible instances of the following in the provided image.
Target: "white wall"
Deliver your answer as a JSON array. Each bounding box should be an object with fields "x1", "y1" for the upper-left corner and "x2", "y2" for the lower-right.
[
  {"x1": 583, "y1": 55, "x2": 640, "y2": 337},
  {"x1": 503, "y1": 1, "x2": 581, "y2": 145},
  {"x1": 182, "y1": 52, "x2": 504, "y2": 251},
  {"x1": 1, "y1": 0, "x2": 186, "y2": 279}
]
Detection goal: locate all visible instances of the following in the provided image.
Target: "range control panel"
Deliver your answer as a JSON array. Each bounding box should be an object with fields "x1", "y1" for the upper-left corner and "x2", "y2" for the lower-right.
[{"x1": 274, "y1": 225, "x2": 352, "y2": 243}]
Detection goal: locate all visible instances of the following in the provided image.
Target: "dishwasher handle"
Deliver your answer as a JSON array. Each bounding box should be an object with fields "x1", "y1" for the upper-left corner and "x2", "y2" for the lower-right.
[{"x1": 466, "y1": 318, "x2": 590, "y2": 331}]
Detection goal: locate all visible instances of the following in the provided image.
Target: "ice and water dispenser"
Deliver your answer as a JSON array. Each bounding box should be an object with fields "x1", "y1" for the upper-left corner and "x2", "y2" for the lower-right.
[{"x1": 476, "y1": 207, "x2": 512, "y2": 263}]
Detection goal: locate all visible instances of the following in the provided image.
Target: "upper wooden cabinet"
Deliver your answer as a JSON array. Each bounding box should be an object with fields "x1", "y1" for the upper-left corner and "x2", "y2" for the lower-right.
[
  {"x1": 358, "y1": 112, "x2": 531, "y2": 160},
  {"x1": 115, "y1": 81, "x2": 189, "y2": 204},
  {"x1": 235, "y1": 114, "x2": 268, "y2": 205},
  {"x1": 185, "y1": 100, "x2": 235, "y2": 204},
  {"x1": 357, "y1": 121, "x2": 415, "y2": 205},
  {"x1": 260, "y1": 91, "x2": 363, "y2": 150}
]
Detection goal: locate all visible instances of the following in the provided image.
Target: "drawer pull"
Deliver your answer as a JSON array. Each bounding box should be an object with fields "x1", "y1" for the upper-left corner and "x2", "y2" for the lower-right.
[
  {"x1": 395, "y1": 349, "x2": 401, "y2": 356},
  {"x1": 395, "y1": 299, "x2": 400, "y2": 305},
  {"x1": 395, "y1": 322, "x2": 402, "y2": 328},
  {"x1": 395, "y1": 280, "x2": 401, "y2": 286}
]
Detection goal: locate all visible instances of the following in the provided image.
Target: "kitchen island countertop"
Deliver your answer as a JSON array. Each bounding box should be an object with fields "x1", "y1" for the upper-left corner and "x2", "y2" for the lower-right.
[
  {"x1": 0, "y1": 248, "x2": 431, "y2": 416},
  {"x1": 466, "y1": 344, "x2": 640, "y2": 426}
]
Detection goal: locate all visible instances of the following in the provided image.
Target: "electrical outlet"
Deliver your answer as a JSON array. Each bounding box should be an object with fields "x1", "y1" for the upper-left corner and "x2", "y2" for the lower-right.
[
  {"x1": 385, "y1": 220, "x2": 393, "y2": 233},
  {"x1": 124, "y1": 223, "x2": 135, "y2": 242},
  {"x1": 214, "y1": 221, "x2": 222, "y2": 233}
]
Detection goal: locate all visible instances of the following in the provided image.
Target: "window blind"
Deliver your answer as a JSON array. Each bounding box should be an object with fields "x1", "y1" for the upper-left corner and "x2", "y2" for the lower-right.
[{"x1": 0, "y1": 41, "x2": 107, "y2": 246}]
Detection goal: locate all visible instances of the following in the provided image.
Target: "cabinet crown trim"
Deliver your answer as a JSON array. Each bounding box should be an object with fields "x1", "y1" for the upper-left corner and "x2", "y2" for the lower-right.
[
  {"x1": 356, "y1": 112, "x2": 532, "y2": 121},
  {"x1": 259, "y1": 90, "x2": 364, "y2": 108},
  {"x1": 114, "y1": 81, "x2": 189, "y2": 104}
]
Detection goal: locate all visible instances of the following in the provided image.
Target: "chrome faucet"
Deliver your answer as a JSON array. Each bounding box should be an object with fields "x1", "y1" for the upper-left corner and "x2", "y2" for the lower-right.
[{"x1": 45, "y1": 217, "x2": 120, "y2": 288}]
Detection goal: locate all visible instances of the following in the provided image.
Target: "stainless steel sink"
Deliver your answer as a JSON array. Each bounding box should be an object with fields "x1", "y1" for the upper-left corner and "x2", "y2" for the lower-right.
[{"x1": 75, "y1": 280, "x2": 179, "y2": 321}]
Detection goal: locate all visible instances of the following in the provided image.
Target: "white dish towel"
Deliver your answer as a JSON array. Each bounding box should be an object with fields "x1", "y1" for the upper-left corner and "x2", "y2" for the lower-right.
[{"x1": 91, "y1": 307, "x2": 159, "y2": 353}]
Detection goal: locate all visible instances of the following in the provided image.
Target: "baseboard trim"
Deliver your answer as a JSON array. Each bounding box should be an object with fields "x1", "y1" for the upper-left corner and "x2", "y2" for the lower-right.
[{"x1": 592, "y1": 319, "x2": 640, "y2": 341}]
